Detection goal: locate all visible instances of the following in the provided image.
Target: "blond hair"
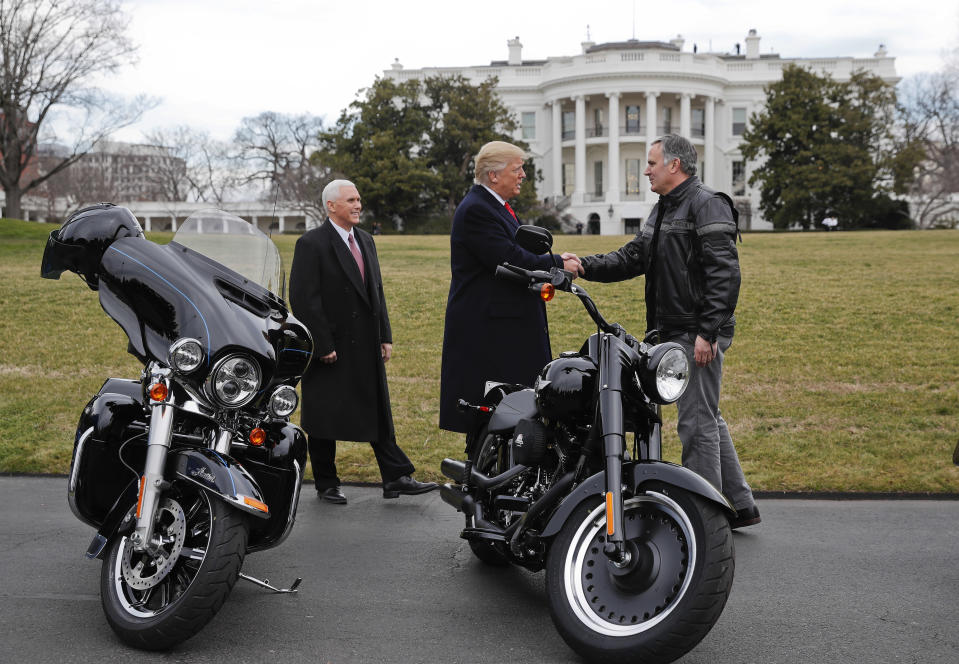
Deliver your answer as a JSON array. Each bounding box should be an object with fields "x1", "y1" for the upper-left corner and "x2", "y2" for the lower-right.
[{"x1": 473, "y1": 141, "x2": 526, "y2": 185}]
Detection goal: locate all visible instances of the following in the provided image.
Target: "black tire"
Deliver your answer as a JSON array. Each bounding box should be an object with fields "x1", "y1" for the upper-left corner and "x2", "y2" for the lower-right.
[
  {"x1": 466, "y1": 427, "x2": 510, "y2": 566},
  {"x1": 545, "y1": 486, "x2": 734, "y2": 664},
  {"x1": 100, "y1": 482, "x2": 248, "y2": 650}
]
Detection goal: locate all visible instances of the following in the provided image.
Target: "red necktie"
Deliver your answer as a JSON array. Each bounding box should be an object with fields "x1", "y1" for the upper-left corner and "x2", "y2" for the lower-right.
[
  {"x1": 348, "y1": 234, "x2": 365, "y2": 283},
  {"x1": 504, "y1": 201, "x2": 518, "y2": 221}
]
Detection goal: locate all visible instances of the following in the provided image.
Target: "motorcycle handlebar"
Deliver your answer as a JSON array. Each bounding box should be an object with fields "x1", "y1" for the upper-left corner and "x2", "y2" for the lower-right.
[
  {"x1": 493, "y1": 264, "x2": 530, "y2": 284},
  {"x1": 496, "y1": 262, "x2": 617, "y2": 333}
]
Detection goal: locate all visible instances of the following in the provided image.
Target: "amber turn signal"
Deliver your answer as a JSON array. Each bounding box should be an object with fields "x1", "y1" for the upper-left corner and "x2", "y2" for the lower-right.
[
  {"x1": 249, "y1": 428, "x2": 266, "y2": 446},
  {"x1": 148, "y1": 382, "x2": 169, "y2": 402},
  {"x1": 242, "y1": 495, "x2": 269, "y2": 513},
  {"x1": 605, "y1": 491, "x2": 615, "y2": 536},
  {"x1": 539, "y1": 283, "x2": 555, "y2": 301}
]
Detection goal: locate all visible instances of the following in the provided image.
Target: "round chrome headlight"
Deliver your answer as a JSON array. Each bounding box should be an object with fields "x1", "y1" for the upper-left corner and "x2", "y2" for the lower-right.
[
  {"x1": 168, "y1": 338, "x2": 204, "y2": 373},
  {"x1": 639, "y1": 342, "x2": 690, "y2": 404},
  {"x1": 268, "y1": 385, "x2": 299, "y2": 417},
  {"x1": 208, "y1": 354, "x2": 260, "y2": 408}
]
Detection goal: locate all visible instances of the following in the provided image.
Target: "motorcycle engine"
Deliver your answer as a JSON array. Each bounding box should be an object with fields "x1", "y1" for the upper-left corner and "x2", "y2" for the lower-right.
[{"x1": 510, "y1": 418, "x2": 550, "y2": 466}]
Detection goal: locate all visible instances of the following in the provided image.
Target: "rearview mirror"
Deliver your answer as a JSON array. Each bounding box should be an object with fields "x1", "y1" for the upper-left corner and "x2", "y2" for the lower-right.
[{"x1": 515, "y1": 224, "x2": 553, "y2": 255}]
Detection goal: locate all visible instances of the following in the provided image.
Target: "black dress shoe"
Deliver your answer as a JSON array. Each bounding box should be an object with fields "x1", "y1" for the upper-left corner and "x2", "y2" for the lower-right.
[
  {"x1": 729, "y1": 504, "x2": 761, "y2": 529},
  {"x1": 382, "y1": 475, "x2": 438, "y2": 499},
  {"x1": 318, "y1": 487, "x2": 347, "y2": 504}
]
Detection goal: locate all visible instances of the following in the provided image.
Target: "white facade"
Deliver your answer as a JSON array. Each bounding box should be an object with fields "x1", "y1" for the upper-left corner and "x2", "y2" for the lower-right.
[{"x1": 385, "y1": 31, "x2": 898, "y2": 232}]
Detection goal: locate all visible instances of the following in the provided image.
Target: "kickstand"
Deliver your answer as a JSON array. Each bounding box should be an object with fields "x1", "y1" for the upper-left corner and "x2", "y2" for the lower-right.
[{"x1": 239, "y1": 571, "x2": 302, "y2": 593}]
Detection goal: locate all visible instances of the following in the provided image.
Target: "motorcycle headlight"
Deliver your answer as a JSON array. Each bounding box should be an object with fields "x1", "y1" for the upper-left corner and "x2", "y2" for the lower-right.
[
  {"x1": 268, "y1": 385, "x2": 298, "y2": 417},
  {"x1": 208, "y1": 354, "x2": 260, "y2": 408},
  {"x1": 168, "y1": 338, "x2": 204, "y2": 373},
  {"x1": 639, "y1": 342, "x2": 690, "y2": 404}
]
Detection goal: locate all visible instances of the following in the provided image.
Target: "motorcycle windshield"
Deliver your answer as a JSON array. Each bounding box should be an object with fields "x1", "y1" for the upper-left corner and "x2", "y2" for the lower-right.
[{"x1": 172, "y1": 210, "x2": 284, "y2": 298}]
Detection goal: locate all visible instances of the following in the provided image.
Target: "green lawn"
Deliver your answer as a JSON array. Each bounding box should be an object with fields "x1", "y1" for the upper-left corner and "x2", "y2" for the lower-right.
[{"x1": 2, "y1": 218, "x2": 958, "y2": 492}]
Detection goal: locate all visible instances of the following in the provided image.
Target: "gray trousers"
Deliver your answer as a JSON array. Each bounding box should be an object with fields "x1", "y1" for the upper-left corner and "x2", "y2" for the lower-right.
[{"x1": 673, "y1": 333, "x2": 755, "y2": 510}]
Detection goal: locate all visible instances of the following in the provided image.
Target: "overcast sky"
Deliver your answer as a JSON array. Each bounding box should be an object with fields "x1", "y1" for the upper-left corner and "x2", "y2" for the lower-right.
[{"x1": 100, "y1": 0, "x2": 958, "y2": 142}]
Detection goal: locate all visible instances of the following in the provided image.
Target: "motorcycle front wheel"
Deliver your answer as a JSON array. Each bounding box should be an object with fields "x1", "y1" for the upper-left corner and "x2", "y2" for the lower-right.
[
  {"x1": 100, "y1": 481, "x2": 248, "y2": 650},
  {"x1": 545, "y1": 486, "x2": 734, "y2": 664}
]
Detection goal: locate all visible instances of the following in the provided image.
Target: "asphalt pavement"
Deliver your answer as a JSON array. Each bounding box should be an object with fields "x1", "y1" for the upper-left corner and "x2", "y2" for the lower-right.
[{"x1": 1, "y1": 475, "x2": 957, "y2": 664}]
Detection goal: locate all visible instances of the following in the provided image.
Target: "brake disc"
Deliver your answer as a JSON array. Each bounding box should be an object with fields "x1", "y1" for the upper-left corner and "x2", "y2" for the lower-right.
[{"x1": 121, "y1": 497, "x2": 187, "y2": 590}]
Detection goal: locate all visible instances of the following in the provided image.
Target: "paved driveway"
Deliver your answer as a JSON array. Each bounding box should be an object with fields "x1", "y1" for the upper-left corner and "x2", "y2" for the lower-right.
[{"x1": 1, "y1": 476, "x2": 956, "y2": 663}]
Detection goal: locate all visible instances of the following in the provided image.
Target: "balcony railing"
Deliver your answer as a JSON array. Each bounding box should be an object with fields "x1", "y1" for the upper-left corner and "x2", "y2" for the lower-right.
[
  {"x1": 622, "y1": 191, "x2": 644, "y2": 200},
  {"x1": 621, "y1": 125, "x2": 645, "y2": 136},
  {"x1": 586, "y1": 126, "x2": 608, "y2": 138},
  {"x1": 585, "y1": 192, "x2": 605, "y2": 202},
  {"x1": 561, "y1": 129, "x2": 575, "y2": 140}
]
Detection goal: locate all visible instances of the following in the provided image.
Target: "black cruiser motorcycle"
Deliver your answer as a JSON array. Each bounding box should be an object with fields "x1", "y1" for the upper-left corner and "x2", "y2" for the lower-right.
[
  {"x1": 41, "y1": 205, "x2": 313, "y2": 650},
  {"x1": 439, "y1": 227, "x2": 736, "y2": 664}
]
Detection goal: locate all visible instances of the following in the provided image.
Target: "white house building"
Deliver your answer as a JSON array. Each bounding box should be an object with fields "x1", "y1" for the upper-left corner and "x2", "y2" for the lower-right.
[{"x1": 384, "y1": 30, "x2": 899, "y2": 232}]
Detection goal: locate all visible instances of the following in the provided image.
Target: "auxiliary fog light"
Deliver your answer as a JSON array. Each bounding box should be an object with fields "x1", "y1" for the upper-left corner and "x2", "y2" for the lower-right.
[
  {"x1": 268, "y1": 385, "x2": 299, "y2": 417},
  {"x1": 168, "y1": 338, "x2": 204, "y2": 373}
]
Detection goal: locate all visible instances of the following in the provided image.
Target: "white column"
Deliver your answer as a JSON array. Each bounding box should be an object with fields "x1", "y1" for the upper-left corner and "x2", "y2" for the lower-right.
[
  {"x1": 551, "y1": 99, "x2": 563, "y2": 199},
  {"x1": 278, "y1": 216, "x2": 286, "y2": 233},
  {"x1": 144, "y1": 217, "x2": 152, "y2": 232},
  {"x1": 680, "y1": 93, "x2": 692, "y2": 138},
  {"x1": 645, "y1": 91, "x2": 659, "y2": 145},
  {"x1": 704, "y1": 96, "x2": 716, "y2": 186},
  {"x1": 573, "y1": 95, "x2": 586, "y2": 205},
  {"x1": 606, "y1": 91, "x2": 620, "y2": 204}
]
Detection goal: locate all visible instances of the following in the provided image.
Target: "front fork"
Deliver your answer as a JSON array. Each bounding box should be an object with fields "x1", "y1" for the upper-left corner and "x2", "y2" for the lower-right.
[
  {"x1": 598, "y1": 334, "x2": 630, "y2": 566},
  {"x1": 130, "y1": 372, "x2": 175, "y2": 554}
]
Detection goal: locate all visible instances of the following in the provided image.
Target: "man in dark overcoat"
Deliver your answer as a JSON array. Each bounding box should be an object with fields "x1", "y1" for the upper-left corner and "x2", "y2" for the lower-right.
[
  {"x1": 439, "y1": 141, "x2": 582, "y2": 434},
  {"x1": 289, "y1": 179, "x2": 436, "y2": 503}
]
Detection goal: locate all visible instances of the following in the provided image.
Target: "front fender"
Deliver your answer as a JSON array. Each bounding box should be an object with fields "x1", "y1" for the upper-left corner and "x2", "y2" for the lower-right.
[
  {"x1": 171, "y1": 448, "x2": 271, "y2": 519},
  {"x1": 540, "y1": 461, "x2": 734, "y2": 538}
]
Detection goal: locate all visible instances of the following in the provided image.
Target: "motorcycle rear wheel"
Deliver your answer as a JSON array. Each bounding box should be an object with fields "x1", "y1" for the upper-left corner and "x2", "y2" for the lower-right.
[
  {"x1": 466, "y1": 427, "x2": 510, "y2": 566},
  {"x1": 545, "y1": 487, "x2": 733, "y2": 664},
  {"x1": 100, "y1": 481, "x2": 248, "y2": 650}
]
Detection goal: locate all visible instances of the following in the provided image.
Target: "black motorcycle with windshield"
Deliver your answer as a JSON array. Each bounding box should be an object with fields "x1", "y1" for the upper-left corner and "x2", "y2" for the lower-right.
[
  {"x1": 41, "y1": 205, "x2": 313, "y2": 650},
  {"x1": 439, "y1": 226, "x2": 736, "y2": 664}
]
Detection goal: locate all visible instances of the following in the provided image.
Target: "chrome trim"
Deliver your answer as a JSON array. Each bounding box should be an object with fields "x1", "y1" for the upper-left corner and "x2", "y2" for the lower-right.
[
  {"x1": 213, "y1": 429, "x2": 233, "y2": 455},
  {"x1": 272, "y1": 459, "x2": 303, "y2": 549},
  {"x1": 67, "y1": 427, "x2": 97, "y2": 526}
]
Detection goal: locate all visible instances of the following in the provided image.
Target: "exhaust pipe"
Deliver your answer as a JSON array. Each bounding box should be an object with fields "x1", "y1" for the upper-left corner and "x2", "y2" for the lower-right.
[
  {"x1": 439, "y1": 483, "x2": 475, "y2": 516},
  {"x1": 440, "y1": 458, "x2": 528, "y2": 491}
]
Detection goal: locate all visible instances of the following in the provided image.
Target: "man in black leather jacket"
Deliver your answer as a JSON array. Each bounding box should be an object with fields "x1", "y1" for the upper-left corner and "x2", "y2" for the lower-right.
[{"x1": 571, "y1": 133, "x2": 760, "y2": 529}]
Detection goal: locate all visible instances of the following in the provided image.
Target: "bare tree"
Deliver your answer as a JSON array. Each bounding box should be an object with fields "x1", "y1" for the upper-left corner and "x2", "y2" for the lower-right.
[
  {"x1": 141, "y1": 126, "x2": 239, "y2": 205},
  {"x1": 233, "y1": 112, "x2": 330, "y2": 224},
  {"x1": 899, "y1": 71, "x2": 959, "y2": 228},
  {"x1": 0, "y1": 0, "x2": 154, "y2": 219}
]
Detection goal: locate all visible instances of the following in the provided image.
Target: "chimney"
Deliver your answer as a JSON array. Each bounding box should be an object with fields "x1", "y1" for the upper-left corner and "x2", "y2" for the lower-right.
[
  {"x1": 391, "y1": 58, "x2": 403, "y2": 71},
  {"x1": 874, "y1": 43, "x2": 888, "y2": 57},
  {"x1": 670, "y1": 34, "x2": 684, "y2": 51},
  {"x1": 745, "y1": 29, "x2": 760, "y2": 59},
  {"x1": 508, "y1": 36, "x2": 522, "y2": 65}
]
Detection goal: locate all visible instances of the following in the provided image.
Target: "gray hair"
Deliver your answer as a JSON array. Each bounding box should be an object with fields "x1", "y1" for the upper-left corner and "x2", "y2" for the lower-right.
[
  {"x1": 473, "y1": 141, "x2": 526, "y2": 185},
  {"x1": 654, "y1": 134, "x2": 698, "y2": 177},
  {"x1": 322, "y1": 179, "x2": 357, "y2": 213}
]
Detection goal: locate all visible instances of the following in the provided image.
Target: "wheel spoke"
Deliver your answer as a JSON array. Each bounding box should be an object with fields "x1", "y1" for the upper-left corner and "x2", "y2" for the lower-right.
[{"x1": 179, "y1": 546, "x2": 206, "y2": 561}]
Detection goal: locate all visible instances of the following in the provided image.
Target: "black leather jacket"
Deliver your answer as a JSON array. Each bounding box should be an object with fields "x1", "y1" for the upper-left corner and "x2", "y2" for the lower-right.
[{"x1": 581, "y1": 176, "x2": 740, "y2": 342}]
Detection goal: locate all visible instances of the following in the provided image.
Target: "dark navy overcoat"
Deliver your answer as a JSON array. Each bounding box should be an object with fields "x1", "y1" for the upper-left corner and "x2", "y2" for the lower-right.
[
  {"x1": 439, "y1": 185, "x2": 563, "y2": 433},
  {"x1": 289, "y1": 220, "x2": 394, "y2": 442}
]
